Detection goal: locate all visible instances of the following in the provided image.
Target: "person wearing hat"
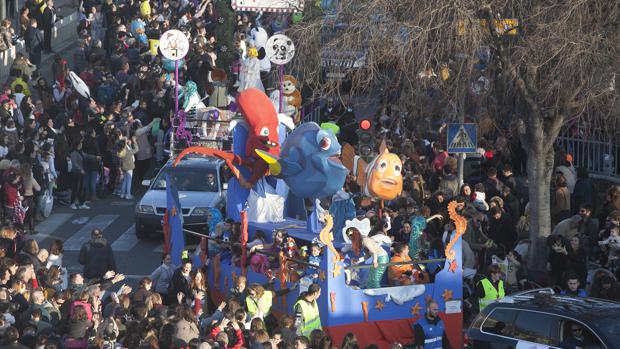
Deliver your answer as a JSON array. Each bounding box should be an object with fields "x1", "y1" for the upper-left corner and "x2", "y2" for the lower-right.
[
  {"x1": 77, "y1": 229, "x2": 117, "y2": 280},
  {"x1": 556, "y1": 154, "x2": 577, "y2": 194}
]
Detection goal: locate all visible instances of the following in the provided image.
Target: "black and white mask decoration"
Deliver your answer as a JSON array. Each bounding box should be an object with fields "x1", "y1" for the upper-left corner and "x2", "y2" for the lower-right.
[{"x1": 265, "y1": 34, "x2": 295, "y2": 65}]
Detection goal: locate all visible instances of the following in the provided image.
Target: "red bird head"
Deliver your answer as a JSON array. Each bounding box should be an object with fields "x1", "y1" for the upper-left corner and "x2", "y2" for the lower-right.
[{"x1": 237, "y1": 88, "x2": 280, "y2": 158}]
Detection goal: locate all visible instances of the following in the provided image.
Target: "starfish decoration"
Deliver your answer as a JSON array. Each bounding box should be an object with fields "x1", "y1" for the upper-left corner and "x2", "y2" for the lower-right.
[
  {"x1": 442, "y1": 289, "x2": 453, "y2": 301},
  {"x1": 375, "y1": 300, "x2": 385, "y2": 311},
  {"x1": 332, "y1": 263, "x2": 342, "y2": 278},
  {"x1": 318, "y1": 270, "x2": 326, "y2": 281},
  {"x1": 411, "y1": 302, "x2": 422, "y2": 316},
  {"x1": 449, "y1": 259, "x2": 458, "y2": 273}
]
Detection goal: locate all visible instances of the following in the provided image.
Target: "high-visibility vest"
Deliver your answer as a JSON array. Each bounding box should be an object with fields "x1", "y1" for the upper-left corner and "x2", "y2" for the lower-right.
[
  {"x1": 246, "y1": 291, "x2": 273, "y2": 319},
  {"x1": 294, "y1": 298, "x2": 322, "y2": 338},
  {"x1": 478, "y1": 278, "x2": 505, "y2": 310},
  {"x1": 416, "y1": 316, "x2": 444, "y2": 349}
]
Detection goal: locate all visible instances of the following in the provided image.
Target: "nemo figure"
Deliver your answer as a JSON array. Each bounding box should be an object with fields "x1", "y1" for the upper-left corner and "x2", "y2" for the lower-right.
[
  {"x1": 341, "y1": 140, "x2": 403, "y2": 201},
  {"x1": 364, "y1": 149, "x2": 403, "y2": 200}
]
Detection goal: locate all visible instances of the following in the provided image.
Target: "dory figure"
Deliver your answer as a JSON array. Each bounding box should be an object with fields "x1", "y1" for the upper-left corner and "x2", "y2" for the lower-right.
[
  {"x1": 342, "y1": 141, "x2": 403, "y2": 200},
  {"x1": 256, "y1": 122, "x2": 348, "y2": 198}
]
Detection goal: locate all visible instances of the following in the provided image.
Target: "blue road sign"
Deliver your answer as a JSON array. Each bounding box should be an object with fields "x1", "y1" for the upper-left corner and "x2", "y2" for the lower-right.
[{"x1": 447, "y1": 123, "x2": 477, "y2": 153}]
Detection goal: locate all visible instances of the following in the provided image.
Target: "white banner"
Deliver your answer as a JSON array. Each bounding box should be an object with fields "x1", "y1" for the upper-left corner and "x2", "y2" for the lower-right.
[{"x1": 232, "y1": 0, "x2": 304, "y2": 13}]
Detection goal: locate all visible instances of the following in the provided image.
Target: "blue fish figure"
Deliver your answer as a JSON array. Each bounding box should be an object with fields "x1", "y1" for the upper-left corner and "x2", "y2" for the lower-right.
[{"x1": 256, "y1": 122, "x2": 348, "y2": 199}]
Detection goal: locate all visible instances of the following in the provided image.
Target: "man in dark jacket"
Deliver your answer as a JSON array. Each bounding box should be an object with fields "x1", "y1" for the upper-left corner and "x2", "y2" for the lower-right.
[
  {"x1": 78, "y1": 229, "x2": 117, "y2": 280},
  {"x1": 40, "y1": 0, "x2": 56, "y2": 52},
  {"x1": 25, "y1": 18, "x2": 44, "y2": 68}
]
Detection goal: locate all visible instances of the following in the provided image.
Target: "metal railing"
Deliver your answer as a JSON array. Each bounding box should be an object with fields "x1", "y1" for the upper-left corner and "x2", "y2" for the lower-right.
[
  {"x1": 556, "y1": 126, "x2": 618, "y2": 180},
  {"x1": 301, "y1": 100, "x2": 323, "y2": 124}
]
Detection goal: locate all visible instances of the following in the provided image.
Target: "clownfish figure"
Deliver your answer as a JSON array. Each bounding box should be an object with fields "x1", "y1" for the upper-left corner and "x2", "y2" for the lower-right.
[{"x1": 341, "y1": 140, "x2": 404, "y2": 201}]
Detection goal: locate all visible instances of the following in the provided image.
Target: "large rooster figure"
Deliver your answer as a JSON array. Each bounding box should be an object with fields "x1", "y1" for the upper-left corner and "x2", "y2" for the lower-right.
[{"x1": 173, "y1": 88, "x2": 281, "y2": 189}]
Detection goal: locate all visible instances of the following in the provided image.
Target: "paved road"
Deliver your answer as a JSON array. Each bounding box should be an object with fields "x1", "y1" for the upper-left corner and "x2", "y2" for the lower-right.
[{"x1": 33, "y1": 192, "x2": 165, "y2": 283}]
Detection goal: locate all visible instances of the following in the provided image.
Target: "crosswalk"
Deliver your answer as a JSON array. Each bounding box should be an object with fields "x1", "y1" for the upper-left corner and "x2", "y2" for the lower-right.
[{"x1": 34, "y1": 213, "x2": 164, "y2": 254}]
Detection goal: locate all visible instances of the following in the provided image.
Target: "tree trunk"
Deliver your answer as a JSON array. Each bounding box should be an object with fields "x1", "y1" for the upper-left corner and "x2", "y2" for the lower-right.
[{"x1": 524, "y1": 117, "x2": 555, "y2": 275}]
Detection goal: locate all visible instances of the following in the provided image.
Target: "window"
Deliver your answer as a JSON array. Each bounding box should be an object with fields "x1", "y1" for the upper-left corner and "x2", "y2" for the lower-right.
[
  {"x1": 481, "y1": 308, "x2": 517, "y2": 337},
  {"x1": 152, "y1": 168, "x2": 219, "y2": 192},
  {"x1": 560, "y1": 320, "x2": 605, "y2": 349},
  {"x1": 512, "y1": 311, "x2": 559, "y2": 346}
]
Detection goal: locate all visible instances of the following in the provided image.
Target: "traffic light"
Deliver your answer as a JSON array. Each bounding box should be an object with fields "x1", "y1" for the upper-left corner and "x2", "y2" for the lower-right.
[{"x1": 357, "y1": 119, "x2": 374, "y2": 160}]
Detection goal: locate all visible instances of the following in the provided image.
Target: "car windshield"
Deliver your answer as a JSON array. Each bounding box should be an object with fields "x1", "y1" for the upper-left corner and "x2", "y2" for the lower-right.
[
  {"x1": 152, "y1": 167, "x2": 219, "y2": 192},
  {"x1": 593, "y1": 317, "x2": 620, "y2": 346}
]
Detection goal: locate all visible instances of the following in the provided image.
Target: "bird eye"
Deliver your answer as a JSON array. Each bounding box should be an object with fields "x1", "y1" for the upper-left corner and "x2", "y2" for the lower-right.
[
  {"x1": 260, "y1": 127, "x2": 269, "y2": 136},
  {"x1": 378, "y1": 160, "x2": 388, "y2": 172},
  {"x1": 320, "y1": 137, "x2": 331, "y2": 151}
]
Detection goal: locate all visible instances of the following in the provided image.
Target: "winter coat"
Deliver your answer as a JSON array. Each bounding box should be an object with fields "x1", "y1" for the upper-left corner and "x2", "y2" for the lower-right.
[
  {"x1": 70, "y1": 150, "x2": 98, "y2": 174},
  {"x1": 168, "y1": 268, "x2": 192, "y2": 305},
  {"x1": 117, "y1": 142, "x2": 139, "y2": 171},
  {"x1": 77, "y1": 237, "x2": 116, "y2": 279},
  {"x1": 1, "y1": 127, "x2": 18, "y2": 152},
  {"x1": 149, "y1": 263, "x2": 175, "y2": 294},
  {"x1": 134, "y1": 123, "x2": 153, "y2": 161},
  {"x1": 172, "y1": 318, "x2": 200, "y2": 345}
]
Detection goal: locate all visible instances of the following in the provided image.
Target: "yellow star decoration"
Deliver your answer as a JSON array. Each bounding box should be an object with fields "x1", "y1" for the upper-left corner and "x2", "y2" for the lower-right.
[
  {"x1": 375, "y1": 300, "x2": 385, "y2": 311},
  {"x1": 411, "y1": 302, "x2": 422, "y2": 316},
  {"x1": 318, "y1": 270, "x2": 326, "y2": 281},
  {"x1": 442, "y1": 289, "x2": 453, "y2": 301},
  {"x1": 332, "y1": 263, "x2": 342, "y2": 278},
  {"x1": 171, "y1": 207, "x2": 177, "y2": 216}
]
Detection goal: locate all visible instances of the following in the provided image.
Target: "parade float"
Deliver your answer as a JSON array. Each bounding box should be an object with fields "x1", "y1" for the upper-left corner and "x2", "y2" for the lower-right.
[{"x1": 173, "y1": 87, "x2": 465, "y2": 348}]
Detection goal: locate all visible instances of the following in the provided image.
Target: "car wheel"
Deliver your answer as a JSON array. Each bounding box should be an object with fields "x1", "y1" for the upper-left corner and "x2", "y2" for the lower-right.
[{"x1": 136, "y1": 224, "x2": 149, "y2": 240}]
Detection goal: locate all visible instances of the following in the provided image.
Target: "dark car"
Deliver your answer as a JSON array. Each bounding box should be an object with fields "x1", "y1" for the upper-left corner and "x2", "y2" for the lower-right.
[
  {"x1": 466, "y1": 289, "x2": 620, "y2": 349},
  {"x1": 134, "y1": 156, "x2": 228, "y2": 239}
]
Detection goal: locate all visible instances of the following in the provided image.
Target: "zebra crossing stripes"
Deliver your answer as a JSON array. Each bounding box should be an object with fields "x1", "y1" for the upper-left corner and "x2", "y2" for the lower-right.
[
  {"x1": 36, "y1": 213, "x2": 164, "y2": 253},
  {"x1": 34, "y1": 213, "x2": 74, "y2": 242},
  {"x1": 110, "y1": 225, "x2": 138, "y2": 251},
  {"x1": 63, "y1": 215, "x2": 120, "y2": 251}
]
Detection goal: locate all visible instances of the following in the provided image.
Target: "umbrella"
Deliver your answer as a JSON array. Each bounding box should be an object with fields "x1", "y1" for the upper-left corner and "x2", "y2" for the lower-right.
[{"x1": 69, "y1": 71, "x2": 91, "y2": 100}]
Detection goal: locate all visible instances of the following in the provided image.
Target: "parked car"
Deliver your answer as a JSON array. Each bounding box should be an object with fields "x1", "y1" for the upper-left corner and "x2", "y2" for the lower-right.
[
  {"x1": 466, "y1": 289, "x2": 620, "y2": 348},
  {"x1": 134, "y1": 155, "x2": 228, "y2": 239}
]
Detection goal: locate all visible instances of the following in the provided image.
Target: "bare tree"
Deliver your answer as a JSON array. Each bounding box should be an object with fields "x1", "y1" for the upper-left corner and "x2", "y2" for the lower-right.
[{"x1": 289, "y1": 0, "x2": 619, "y2": 269}]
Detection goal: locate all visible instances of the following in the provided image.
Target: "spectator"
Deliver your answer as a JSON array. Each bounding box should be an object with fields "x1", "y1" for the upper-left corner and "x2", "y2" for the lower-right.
[
  {"x1": 168, "y1": 259, "x2": 194, "y2": 306},
  {"x1": 553, "y1": 174, "x2": 571, "y2": 224},
  {"x1": 24, "y1": 18, "x2": 43, "y2": 69},
  {"x1": 572, "y1": 167, "x2": 594, "y2": 211},
  {"x1": 117, "y1": 137, "x2": 138, "y2": 199},
  {"x1": 0, "y1": 20, "x2": 15, "y2": 52},
  {"x1": 77, "y1": 229, "x2": 117, "y2": 280},
  {"x1": 560, "y1": 274, "x2": 587, "y2": 297},
  {"x1": 150, "y1": 253, "x2": 175, "y2": 305}
]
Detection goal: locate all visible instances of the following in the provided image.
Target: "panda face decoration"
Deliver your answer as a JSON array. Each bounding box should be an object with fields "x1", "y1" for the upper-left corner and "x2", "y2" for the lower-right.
[{"x1": 265, "y1": 34, "x2": 296, "y2": 65}]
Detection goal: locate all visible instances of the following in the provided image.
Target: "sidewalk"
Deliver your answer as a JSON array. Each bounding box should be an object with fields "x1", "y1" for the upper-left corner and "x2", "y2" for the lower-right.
[{"x1": 1, "y1": 0, "x2": 78, "y2": 82}]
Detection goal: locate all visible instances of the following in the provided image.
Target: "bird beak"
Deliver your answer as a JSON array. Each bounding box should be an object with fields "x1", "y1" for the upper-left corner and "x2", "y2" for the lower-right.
[{"x1": 255, "y1": 149, "x2": 282, "y2": 176}]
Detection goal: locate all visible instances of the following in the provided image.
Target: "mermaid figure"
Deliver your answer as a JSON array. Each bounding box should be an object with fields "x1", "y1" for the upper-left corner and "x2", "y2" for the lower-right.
[{"x1": 409, "y1": 214, "x2": 444, "y2": 260}]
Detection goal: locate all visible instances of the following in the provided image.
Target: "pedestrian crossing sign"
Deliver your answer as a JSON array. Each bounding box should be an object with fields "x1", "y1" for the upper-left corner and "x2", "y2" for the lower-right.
[{"x1": 447, "y1": 123, "x2": 477, "y2": 153}]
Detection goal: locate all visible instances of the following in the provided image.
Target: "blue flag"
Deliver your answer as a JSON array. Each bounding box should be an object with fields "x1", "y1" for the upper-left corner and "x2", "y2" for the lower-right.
[{"x1": 166, "y1": 174, "x2": 185, "y2": 266}]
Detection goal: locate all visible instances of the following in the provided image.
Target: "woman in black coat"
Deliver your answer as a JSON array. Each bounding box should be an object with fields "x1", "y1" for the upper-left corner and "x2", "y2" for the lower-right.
[
  {"x1": 168, "y1": 259, "x2": 193, "y2": 305},
  {"x1": 566, "y1": 235, "x2": 588, "y2": 286}
]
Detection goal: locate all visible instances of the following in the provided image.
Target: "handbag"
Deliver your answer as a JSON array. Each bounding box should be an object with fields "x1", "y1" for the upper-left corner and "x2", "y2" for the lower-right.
[
  {"x1": 12, "y1": 201, "x2": 26, "y2": 225},
  {"x1": 38, "y1": 191, "x2": 54, "y2": 218}
]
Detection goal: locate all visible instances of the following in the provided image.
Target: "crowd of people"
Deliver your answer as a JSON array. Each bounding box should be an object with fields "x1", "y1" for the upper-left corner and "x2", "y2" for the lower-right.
[{"x1": 0, "y1": 0, "x2": 618, "y2": 347}]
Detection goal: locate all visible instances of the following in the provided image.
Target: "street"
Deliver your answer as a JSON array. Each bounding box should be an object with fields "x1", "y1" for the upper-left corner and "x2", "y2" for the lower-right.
[{"x1": 33, "y1": 192, "x2": 164, "y2": 284}]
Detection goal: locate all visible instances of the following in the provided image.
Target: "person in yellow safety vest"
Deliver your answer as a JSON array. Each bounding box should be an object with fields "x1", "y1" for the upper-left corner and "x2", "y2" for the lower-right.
[
  {"x1": 245, "y1": 283, "x2": 274, "y2": 321},
  {"x1": 476, "y1": 264, "x2": 505, "y2": 311},
  {"x1": 294, "y1": 283, "x2": 322, "y2": 338}
]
